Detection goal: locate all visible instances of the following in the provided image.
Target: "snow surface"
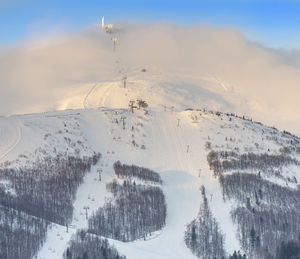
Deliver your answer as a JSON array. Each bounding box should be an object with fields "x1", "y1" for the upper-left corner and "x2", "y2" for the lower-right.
[
  {"x1": 0, "y1": 74, "x2": 299, "y2": 259},
  {"x1": 0, "y1": 117, "x2": 22, "y2": 161}
]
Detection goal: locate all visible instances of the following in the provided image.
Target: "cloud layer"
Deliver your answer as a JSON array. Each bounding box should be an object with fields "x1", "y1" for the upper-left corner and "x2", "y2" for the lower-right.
[{"x1": 0, "y1": 24, "x2": 300, "y2": 135}]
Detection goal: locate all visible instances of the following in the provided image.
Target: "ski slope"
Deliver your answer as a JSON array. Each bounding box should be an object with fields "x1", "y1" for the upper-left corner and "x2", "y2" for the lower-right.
[
  {"x1": 1, "y1": 102, "x2": 299, "y2": 259},
  {"x1": 0, "y1": 117, "x2": 22, "y2": 161},
  {"x1": 33, "y1": 106, "x2": 245, "y2": 259},
  {"x1": 1, "y1": 67, "x2": 299, "y2": 259}
]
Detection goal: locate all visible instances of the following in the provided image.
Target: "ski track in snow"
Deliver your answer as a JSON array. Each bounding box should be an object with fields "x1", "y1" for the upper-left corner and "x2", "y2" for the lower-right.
[
  {"x1": 83, "y1": 81, "x2": 121, "y2": 109},
  {"x1": 0, "y1": 118, "x2": 22, "y2": 161},
  {"x1": 83, "y1": 83, "x2": 98, "y2": 109}
]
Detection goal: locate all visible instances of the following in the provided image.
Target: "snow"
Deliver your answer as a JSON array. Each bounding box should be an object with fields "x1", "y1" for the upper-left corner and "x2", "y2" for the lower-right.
[
  {"x1": 0, "y1": 117, "x2": 22, "y2": 161},
  {"x1": 35, "y1": 108, "x2": 244, "y2": 259},
  {"x1": 0, "y1": 179, "x2": 17, "y2": 196},
  {"x1": 0, "y1": 72, "x2": 299, "y2": 259},
  {"x1": 37, "y1": 162, "x2": 113, "y2": 259}
]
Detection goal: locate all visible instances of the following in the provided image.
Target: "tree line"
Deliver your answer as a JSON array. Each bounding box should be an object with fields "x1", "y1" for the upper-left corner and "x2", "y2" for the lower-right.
[
  {"x1": 185, "y1": 185, "x2": 226, "y2": 259},
  {"x1": 207, "y1": 150, "x2": 298, "y2": 178},
  {"x1": 0, "y1": 151, "x2": 101, "y2": 259},
  {"x1": 210, "y1": 149, "x2": 300, "y2": 258},
  {"x1": 88, "y1": 163, "x2": 166, "y2": 242},
  {"x1": 63, "y1": 230, "x2": 126, "y2": 259},
  {"x1": 0, "y1": 206, "x2": 48, "y2": 259},
  {"x1": 113, "y1": 161, "x2": 162, "y2": 184}
]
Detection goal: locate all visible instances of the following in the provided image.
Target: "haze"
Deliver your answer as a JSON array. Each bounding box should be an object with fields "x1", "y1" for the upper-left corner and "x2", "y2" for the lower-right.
[{"x1": 0, "y1": 23, "x2": 300, "y2": 135}]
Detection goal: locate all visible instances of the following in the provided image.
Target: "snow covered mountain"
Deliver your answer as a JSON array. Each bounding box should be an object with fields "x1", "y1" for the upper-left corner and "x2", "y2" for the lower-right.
[{"x1": 0, "y1": 69, "x2": 300, "y2": 259}]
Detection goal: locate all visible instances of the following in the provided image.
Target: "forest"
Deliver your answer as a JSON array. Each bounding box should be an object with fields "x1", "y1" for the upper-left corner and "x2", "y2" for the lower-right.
[
  {"x1": 207, "y1": 150, "x2": 298, "y2": 177},
  {"x1": 0, "y1": 152, "x2": 101, "y2": 259},
  {"x1": 0, "y1": 206, "x2": 48, "y2": 259},
  {"x1": 63, "y1": 230, "x2": 126, "y2": 259},
  {"x1": 185, "y1": 185, "x2": 226, "y2": 259},
  {"x1": 114, "y1": 161, "x2": 162, "y2": 184},
  {"x1": 88, "y1": 163, "x2": 166, "y2": 242},
  {"x1": 208, "y1": 149, "x2": 300, "y2": 258}
]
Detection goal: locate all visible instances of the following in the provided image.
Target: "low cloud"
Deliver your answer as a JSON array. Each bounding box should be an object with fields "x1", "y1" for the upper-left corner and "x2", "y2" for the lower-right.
[{"x1": 0, "y1": 23, "x2": 300, "y2": 135}]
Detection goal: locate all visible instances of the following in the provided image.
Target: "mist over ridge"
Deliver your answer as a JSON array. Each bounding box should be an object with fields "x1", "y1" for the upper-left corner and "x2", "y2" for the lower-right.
[{"x1": 1, "y1": 22, "x2": 299, "y2": 135}]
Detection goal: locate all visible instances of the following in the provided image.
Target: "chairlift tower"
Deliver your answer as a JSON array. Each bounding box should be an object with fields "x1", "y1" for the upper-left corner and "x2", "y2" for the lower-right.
[
  {"x1": 122, "y1": 76, "x2": 127, "y2": 88},
  {"x1": 111, "y1": 37, "x2": 117, "y2": 52}
]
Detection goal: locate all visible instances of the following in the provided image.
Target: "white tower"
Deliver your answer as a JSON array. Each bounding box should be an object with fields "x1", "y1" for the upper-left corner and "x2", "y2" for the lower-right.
[{"x1": 102, "y1": 16, "x2": 105, "y2": 30}]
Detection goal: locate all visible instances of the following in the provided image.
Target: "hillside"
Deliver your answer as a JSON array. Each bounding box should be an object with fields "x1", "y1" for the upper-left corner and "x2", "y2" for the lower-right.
[{"x1": 0, "y1": 74, "x2": 299, "y2": 259}]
